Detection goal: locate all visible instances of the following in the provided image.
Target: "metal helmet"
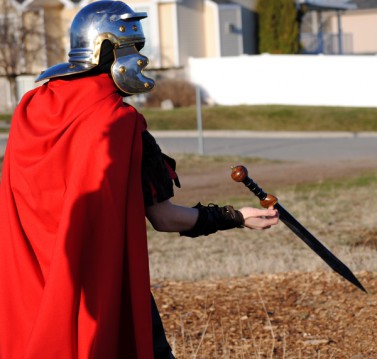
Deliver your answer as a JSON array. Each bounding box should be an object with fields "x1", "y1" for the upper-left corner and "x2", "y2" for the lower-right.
[{"x1": 36, "y1": 1, "x2": 155, "y2": 94}]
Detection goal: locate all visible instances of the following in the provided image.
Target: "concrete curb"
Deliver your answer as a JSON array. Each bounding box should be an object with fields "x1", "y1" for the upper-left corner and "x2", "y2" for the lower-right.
[
  {"x1": 2, "y1": 131, "x2": 377, "y2": 140},
  {"x1": 151, "y1": 130, "x2": 377, "y2": 139}
]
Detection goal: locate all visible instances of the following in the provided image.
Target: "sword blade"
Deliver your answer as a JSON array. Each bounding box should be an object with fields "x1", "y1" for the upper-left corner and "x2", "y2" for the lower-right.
[{"x1": 275, "y1": 202, "x2": 367, "y2": 293}]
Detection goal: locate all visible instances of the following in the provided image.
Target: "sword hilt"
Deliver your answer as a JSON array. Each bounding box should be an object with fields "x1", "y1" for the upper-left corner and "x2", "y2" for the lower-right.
[{"x1": 231, "y1": 165, "x2": 278, "y2": 208}]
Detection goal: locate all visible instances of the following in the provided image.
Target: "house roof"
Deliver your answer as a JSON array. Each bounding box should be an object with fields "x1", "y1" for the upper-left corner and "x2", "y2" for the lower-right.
[
  {"x1": 349, "y1": 0, "x2": 377, "y2": 9},
  {"x1": 11, "y1": 0, "x2": 84, "y2": 6},
  {"x1": 296, "y1": 0, "x2": 357, "y2": 11},
  {"x1": 209, "y1": 0, "x2": 236, "y2": 4}
]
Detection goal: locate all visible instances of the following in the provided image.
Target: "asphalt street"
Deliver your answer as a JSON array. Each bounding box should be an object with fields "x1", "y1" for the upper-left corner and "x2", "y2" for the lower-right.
[
  {"x1": 151, "y1": 131, "x2": 377, "y2": 162},
  {"x1": 1, "y1": 131, "x2": 376, "y2": 162}
]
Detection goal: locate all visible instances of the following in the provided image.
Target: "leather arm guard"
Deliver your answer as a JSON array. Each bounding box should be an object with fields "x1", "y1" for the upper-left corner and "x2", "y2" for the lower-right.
[{"x1": 180, "y1": 203, "x2": 245, "y2": 238}]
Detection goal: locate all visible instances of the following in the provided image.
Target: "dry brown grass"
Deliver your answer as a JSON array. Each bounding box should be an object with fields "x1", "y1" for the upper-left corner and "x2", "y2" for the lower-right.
[{"x1": 148, "y1": 167, "x2": 377, "y2": 281}]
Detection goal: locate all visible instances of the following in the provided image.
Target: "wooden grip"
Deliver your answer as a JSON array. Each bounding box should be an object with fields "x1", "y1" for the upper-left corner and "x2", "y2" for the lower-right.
[{"x1": 231, "y1": 165, "x2": 278, "y2": 207}]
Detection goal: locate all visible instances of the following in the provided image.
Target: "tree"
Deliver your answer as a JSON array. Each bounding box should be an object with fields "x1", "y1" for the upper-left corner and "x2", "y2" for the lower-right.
[
  {"x1": 0, "y1": 0, "x2": 64, "y2": 110},
  {"x1": 256, "y1": 0, "x2": 300, "y2": 54}
]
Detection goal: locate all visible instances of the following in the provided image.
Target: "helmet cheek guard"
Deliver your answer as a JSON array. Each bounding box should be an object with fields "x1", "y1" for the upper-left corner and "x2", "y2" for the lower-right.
[{"x1": 112, "y1": 46, "x2": 155, "y2": 94}]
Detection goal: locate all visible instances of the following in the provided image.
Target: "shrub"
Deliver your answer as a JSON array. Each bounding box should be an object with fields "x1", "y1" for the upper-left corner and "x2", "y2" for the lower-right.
[
  {"x1": 145, "y1": 79, "x2": 196, "y2": 108},
  {"x1": 256, "y1": 0, "x2": 300, "y2": 54}
]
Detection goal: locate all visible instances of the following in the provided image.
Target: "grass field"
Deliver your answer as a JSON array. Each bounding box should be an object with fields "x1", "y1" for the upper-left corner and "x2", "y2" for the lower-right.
[
  {"x1": 2, "y1": 104, "x2": 377, "y2": 131},
  {"x1": 147, "y1": 156, "x2": 377, "y2": 282},
  {"x1": 142, "y1": 105, "x2": 377, "y2": 132}
]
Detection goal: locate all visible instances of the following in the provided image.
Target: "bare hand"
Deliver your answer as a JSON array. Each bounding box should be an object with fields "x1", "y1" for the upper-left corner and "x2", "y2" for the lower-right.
[{"x1": 239, "y1": 206, "x2": 279, "y2": 230}]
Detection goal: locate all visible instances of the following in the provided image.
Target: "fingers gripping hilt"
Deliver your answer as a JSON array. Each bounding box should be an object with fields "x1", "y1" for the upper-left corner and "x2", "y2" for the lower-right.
[{"x1": 231, "y1": 165, "x2": 278, "y2": 208}]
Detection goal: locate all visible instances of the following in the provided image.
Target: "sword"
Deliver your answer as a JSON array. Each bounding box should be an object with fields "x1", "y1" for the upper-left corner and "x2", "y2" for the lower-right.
[{"x1": 231, "y1": 165, "x2": 367, "y2": 293}]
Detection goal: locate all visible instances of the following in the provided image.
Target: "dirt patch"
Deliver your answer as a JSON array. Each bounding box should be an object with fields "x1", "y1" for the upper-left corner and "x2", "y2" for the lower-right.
[
  {"x1": 153, "y1": 271, "x2": 377, "y2": 358},
  {"x1": 172, "y1": 157, "x2": 377, "y2": 205}
]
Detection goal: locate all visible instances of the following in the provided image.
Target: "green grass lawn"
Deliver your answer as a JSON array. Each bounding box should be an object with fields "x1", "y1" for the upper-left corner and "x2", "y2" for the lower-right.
[
  {"x1": 2, "y1": 105, "x2": 377, "y2": 131},
  {"x1": 142, "y1": 104, "x2": 377, "y2": 131}
]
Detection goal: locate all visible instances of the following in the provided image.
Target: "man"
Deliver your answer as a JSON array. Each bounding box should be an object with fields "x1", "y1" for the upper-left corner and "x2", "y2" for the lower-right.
[{"x1": 0, "y1": 2, "x2": 279, "y2": 358}]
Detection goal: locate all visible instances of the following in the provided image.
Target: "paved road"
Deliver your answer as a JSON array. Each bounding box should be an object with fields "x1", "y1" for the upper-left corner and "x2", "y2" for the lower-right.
[
  {"x1": 151, "y1": 131, "x2": 377, "y2": 162},
  {"x1": 1, "y1": 131, "x2": 377, "y2": 162}
]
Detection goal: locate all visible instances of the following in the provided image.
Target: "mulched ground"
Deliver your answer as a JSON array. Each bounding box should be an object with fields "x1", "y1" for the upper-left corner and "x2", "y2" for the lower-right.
[{"x1": 153, "y1": 271, "x2": 377, "y2": 359}]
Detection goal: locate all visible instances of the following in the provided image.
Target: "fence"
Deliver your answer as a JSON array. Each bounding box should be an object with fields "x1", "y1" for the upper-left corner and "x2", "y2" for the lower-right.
[{"x1": 188, "y1": 54, "x2": 377, "y2": 108}]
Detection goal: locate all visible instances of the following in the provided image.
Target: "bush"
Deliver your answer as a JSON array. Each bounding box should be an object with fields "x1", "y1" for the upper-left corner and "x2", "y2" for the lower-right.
[
  {"x1": 145, "y1": 79, "x2": 196, "y2": 108},
  {"x1": 256, "y1": 0, "x2": 299, "y2": 54}
]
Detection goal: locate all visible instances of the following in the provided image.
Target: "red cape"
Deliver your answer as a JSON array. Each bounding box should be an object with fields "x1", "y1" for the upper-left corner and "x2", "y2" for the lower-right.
[{"x1": 0, "y1": 74, "x2": 153, "y2": 358}]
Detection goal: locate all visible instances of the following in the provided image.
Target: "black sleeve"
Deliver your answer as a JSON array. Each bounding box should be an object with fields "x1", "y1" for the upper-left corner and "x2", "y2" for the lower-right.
[{"x1": 141, "y1": 130, "x2": 180, "y2": 207}]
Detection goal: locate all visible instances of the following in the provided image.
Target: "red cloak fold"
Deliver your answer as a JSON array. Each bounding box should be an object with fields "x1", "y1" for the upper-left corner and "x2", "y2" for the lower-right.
[{"x1": 0, "y1": 74, "x2": 153, "y2": 358}]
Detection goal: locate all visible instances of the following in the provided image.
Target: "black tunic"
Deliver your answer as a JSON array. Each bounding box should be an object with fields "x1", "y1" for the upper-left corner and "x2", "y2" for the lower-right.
[{"x1": 142, "y1": 130, "x2": 179, "y2": 359}]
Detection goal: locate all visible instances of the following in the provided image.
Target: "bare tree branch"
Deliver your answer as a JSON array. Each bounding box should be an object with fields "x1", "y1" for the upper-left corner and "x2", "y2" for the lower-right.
[{"x1": 0, "y1": 0, "x2": 64, "y2": 109}]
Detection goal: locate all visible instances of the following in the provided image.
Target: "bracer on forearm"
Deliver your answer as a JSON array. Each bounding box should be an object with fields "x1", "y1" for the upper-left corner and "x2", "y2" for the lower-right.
[{"x1": 180, "y1": 203, "x2": 244, "y2": 238}]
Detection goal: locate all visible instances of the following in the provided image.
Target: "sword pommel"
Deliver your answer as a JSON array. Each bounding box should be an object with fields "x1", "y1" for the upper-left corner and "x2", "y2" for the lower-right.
[{"x1": 230, "y1": 165, "x2": 248, "y2": 182}]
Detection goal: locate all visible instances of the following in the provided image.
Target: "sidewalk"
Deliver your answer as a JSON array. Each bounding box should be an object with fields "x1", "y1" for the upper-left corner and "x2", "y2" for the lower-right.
[
  {"x1": 2, "y1": 130, "x2": 377, "y2": 140},
  {"x1": 2, "y1": 130, "x2": 377, "y2": 160},
  {"x1": 151, "y1": 130, "x2": 377, "y2": 138}
]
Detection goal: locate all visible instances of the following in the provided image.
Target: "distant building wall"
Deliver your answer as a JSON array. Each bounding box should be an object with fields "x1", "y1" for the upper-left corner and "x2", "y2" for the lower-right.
[
  {"x1": 177, "y1": 0, "x2": 205, "y2": 66},
  {"x1": 159, "y1": 3, "x2": 177, "y2": 68},
  {"x1": 241, "y1": 6, "x2": 257, "y2": 55},
  {"x1": 204, "y1": 0, "x2": 219, "y2": 57},
  {"x1": 329, "y1": 9, "x2": 377, "y2": 54},
  {"x1": 189, "y1": 54, "x2": 377, "y2": 107},
  {"x1": 218, "y1": 5, "x2": 243, "y2": 56}
]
